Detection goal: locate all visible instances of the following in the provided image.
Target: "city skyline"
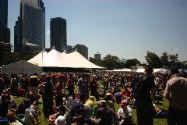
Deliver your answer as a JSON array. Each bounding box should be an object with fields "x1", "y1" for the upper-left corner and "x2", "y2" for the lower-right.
[
  {"x1": 0, "y1": 0, "x2": 10, "y2": 44},
  {"x1": 9, "y1": 0, "x2": 187, "y2": 62},
  {"x1": 50, "y1": 17, "x2": 67, "y2": 52},
  {"x1": 14, "y1": 0, "x2": 45, "y2": 53}
]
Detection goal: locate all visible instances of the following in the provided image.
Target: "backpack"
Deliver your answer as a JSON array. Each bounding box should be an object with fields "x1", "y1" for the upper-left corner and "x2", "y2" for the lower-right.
[{"x1": 131, "y1": 75, "x2": 144, "y2": 97}]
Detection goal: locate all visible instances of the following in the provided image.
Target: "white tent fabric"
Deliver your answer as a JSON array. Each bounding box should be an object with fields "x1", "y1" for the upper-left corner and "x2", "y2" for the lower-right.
[
  {"x1": 28, "y1": 49, "x2": 103, "y2": 69},
  {"x1": 154, "y1": 68, "x2": 170, "y2": 74},
  {"x1": 60, "y1": 51, "x2": 103, "y2": 68},
  {"x1": 40, "y1": 49, "x2": 64, "y2": 67},
  {"x1": 113, "y1": 68, "x2": 131, "y2": 72},
  {"x1": 135, "y1": 68, "x2": 170, "y2": 74},
  {"x1": 135, "y1": 68, "x2": 145, "y2": 73},
  {"x1": 2, "y1": 60, "x2": 42, "y2": 75},
  {"x1": 28, "y1": 51, "x2": 48, "y2": 65}
]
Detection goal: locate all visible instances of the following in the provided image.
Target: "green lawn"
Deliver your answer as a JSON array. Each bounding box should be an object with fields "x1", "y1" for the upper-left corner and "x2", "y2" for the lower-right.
[{"x1": 15, "y1": 96, "x2": 168, "y2": 125}]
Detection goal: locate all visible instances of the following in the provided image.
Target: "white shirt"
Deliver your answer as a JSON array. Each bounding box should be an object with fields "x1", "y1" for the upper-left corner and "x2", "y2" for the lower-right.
[{"x1": 117, "y1": 106, "x2": 132, "y2": 119}]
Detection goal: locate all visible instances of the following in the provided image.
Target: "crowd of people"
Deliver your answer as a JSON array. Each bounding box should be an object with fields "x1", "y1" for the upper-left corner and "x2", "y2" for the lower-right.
[{"x1": 0, "y1": 66, "x2": 187, "y2": 125}]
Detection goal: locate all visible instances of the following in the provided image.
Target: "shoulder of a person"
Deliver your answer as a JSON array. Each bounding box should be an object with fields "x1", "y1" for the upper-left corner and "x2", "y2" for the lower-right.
[
  {"x1": 179, "y1": 76, "x2": 187, "y2": 80},
  {"x1": 117, "y1": 108, "x2": 123, "y2": 112},
  {"x1": 127, "y1": 106, "x2": 132, "y2": 111},
  {"x1": 168, "y1": 75, "x2": 180, "y2": 82}
]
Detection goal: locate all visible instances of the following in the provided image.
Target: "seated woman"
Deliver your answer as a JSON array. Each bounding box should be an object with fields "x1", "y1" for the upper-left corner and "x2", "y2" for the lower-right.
[
  {"x1": 6, "y1": 111, "x2": 23, "y2": 125},
  {"x1": 23, "y1": 107, "x2": 35, "y2": 125},
  {"x1": 16, "y1": 99, "x2": 30, "y2": 115},
  {"x1": 48, "y1": 105, "x2": 67, "y2": 125},
  {"x1": 84, "y1": 96, "x2": 97, "y2": 117}
]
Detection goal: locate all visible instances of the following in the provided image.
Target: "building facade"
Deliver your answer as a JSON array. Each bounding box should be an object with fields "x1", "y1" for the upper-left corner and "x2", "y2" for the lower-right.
[
  {"x1": 50, "y1": 17, "x2": 67, "y2": 52},
  {"x1": 14, "y1": 0, "x2": 45, "y2": 53},
  {"x1": 94, "y1": 52, "x2": 101, "y2": 60},
  {"x1": 0, "y1": 0, "x2": 8, "y2": 27},
  {"x1": 0, "y1": 0, "x2": 10, "y2": 45},
  {"x1": 74, "y1": 44, "x2": 88, "y2": 59}
]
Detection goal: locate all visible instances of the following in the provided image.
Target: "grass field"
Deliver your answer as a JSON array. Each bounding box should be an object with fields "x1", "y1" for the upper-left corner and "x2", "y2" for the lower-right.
[{"x1": 14, "y1": 96, "x2": 168, "y2": 125}]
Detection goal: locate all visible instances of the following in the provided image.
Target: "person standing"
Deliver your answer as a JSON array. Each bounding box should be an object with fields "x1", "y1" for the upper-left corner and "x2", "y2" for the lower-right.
[
  {"x1": 164, "y1": 67, "x2": 187, "y2": 125},
  {"x1": 77, "y1": 74, "x2": 89, "y2": 99},
  {"x1": 90, "y1": 76, "x2": 99, "y2": 101},
  {"x1": 67, "y1": 74, "x2": 75, "y2": 99},
  {"x1": 134, "y1": 65, "x2": 156, "y2": 125},
  {"x1": 43, "y1": 75, "x2": 54, "y2": 118}
]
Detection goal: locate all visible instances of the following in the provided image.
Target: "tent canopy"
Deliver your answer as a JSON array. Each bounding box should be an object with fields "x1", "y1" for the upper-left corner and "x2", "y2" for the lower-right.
[
  {"x1": 2, "y1": 60, "x2": 42, "y2": 76},
  {"x1": 113, "y1": 68, "x2": 131, "y2": 72},
  {"x1": 154, "y1": 68, "x2": 170, "y2": 74},
  {"x1": 28, "y1": 50, "x2": 48, "y2": 65},
  {"x1": 28, "y1": 49, "x2": 103, "y2": 69}
]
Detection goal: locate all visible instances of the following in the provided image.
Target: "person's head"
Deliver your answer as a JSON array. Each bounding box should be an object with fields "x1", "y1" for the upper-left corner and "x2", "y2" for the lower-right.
[
  {"x1": 57, "y1": 105, "x2": 66, "y2": 115},
  {"x1": 144, "y1": 65, "x2": 153, "y2": 74},
  {"x1": 179, "y1": 69, "x2": 187, "y2": 77},
  {"x1": 170, "y1": 66, "x2": 179, "y2": 75},
  {"x1": 88, "y1": 96, "x2": 97, "y2": 106},
  {"x1": 6, "y1": 111, "x2": 16, "y2": 122},
  {"x1": 120, "y1": 100, "x2": 128, "y2": 108},
  {"x1": 23, "y1": 99, "x2": 31, "y2": 108},
  {"x1": 105, "y1": 93, "x2": 112, "y2": 101},
  {"x1": 55, "y1": 115, "x2": 66, "y2": 125},
  {"x1": 85, "y1": 100, "x2": 94, "y2": 108},
  {"x1": 97, "y1": 100, "x2": 107, "y2": 109},
  {"x1": 46, "y1": 75, "x2": 51, "y2": 82}
]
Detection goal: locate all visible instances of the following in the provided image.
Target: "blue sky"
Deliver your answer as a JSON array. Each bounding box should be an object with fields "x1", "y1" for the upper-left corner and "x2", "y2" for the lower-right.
[{"x1": 8, "y1": 0, "x2": 187, "y2": 63}]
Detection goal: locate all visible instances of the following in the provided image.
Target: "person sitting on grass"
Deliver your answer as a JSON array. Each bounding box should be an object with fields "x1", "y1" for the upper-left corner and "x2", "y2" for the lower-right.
[
  {"x1": 96, "y1": 100, "x2": 117, "y2": 125},
  {"x1": 117, "y1": 100, "x2": 132, "y2": 125},
  {"x1": 48, "y1": 105, "x2": 67, "y2": 125},
  {"x1": 6, "y1": 111, "x2": 23, "y2": 125},
  {"x1": 152, "y1": 103, "x2": 168, "y2": 118}
]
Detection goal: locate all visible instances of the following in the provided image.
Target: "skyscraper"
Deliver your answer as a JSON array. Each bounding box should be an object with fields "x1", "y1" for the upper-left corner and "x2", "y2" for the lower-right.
[
  {"x1": 50, "y1": 17, "x2": 67, "y2": 52},
  {"x1": 0, "y1": 0, "x2": 10, "y2": 44},
  {"x1": 74, "y1": 44, "x2": 88, "y2": 59},
  {"x1": 14, "y1": 0, "x2": 45, "y2": 53},
  {"x1": 0, "y1": 0, "x2": 8, "y2": 26},
  {"x1": 94, "y1": 52, "x2": 101, "y2": 60}
]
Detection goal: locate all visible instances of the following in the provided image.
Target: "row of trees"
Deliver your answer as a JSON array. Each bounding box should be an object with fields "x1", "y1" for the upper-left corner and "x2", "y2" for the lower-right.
[
  {"x1": 90, "y1": 51, "x2": 187, "y2": 69},
  {"x1": 145, "y1": 51, "x2": 183, "y2": 68},
  {"x1": 1, "y1": 44, "x2": 187, "y2": 70},
  {"x1": 0, "y1": 44, "x2": 34, "y2": 66}
]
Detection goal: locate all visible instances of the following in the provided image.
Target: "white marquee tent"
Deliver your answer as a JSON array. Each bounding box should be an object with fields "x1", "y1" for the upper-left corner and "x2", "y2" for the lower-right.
[
  {"x1": 113, "y1": 68, "x2": 131, "y2": 72},
  {"x1": 28, "y1": 49, "x2": 103, "y2": 69},
  {"x1": 28, "y1": 50, "x2": 48, "y2": 65},
  {"x1": 135, "y1": 68, "x2": 170, "y2": 74},
  {"x1": 135, "y1": 68, "x2": 145, "y2": 73},
  {"x1": 153, "y1": 68, "x2": 170, "y2": 74},
  {"x1": 61, "y1": 51, "x2": 103, "y2": 68}
]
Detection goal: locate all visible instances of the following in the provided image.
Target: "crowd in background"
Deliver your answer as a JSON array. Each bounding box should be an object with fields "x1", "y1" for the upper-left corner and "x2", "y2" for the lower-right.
[{"x1": 0, "y1": 66, "x2": 187, "y2": 125}]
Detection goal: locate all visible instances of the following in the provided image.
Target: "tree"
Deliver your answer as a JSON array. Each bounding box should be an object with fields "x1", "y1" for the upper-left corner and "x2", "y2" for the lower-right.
[
  {"x1": 145, "y1": 51, "x2": 162, "y2": 68},
  {"x1": 89, "y1": 57, "x2": 104, "y2": 67},
  {"x1": 160, "y1": 52, "x2": 169, "y2": 68},
  {"x1": 125, "y1": 58, "x2": 141, "y2": 68},
  {"x1": 103, "y1": 54, "x2": 120, "y2": 69},
  {"x1": 168, "y1": 54, "x2": 181, "y2": 68},
  {"x1": 101, "y1": 54, "x2": 127, "y2": 69}
]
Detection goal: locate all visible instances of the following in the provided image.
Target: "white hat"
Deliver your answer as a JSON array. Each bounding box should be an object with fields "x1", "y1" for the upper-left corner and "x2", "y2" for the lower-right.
[{"x1": 55, "y1": 115, "x2": 66, "y2": 125}]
